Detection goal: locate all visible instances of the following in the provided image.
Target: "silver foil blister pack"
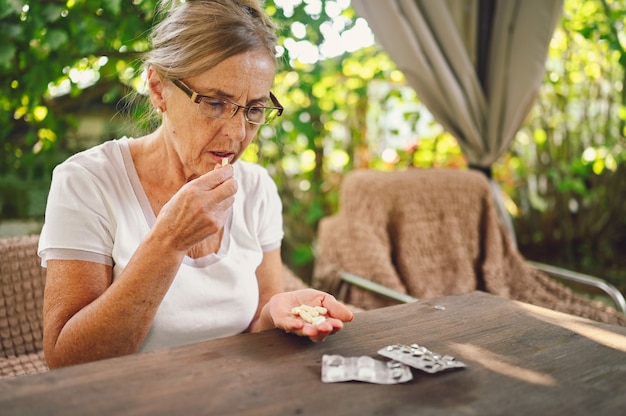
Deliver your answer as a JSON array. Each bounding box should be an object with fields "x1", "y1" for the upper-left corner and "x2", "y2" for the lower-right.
[
  {"x1": 377, "y1": 343, "x2": 466, "y2": 374},
  {"x1": 321, "y1": 354, "x2": 413, "y2": 384}
]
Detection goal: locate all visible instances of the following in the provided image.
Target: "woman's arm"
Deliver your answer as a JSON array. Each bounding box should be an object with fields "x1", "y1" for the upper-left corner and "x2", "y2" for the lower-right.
[
  {"x1": 43, "y1": 230, "x2": 186, "y2": 368},
  {"x1": 246, "y1": 248, "x2": 284, "y2": 332}
]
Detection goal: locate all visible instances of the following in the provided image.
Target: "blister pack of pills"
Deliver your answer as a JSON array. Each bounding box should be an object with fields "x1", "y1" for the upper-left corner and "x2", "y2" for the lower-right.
[
  {"x1": 321, "y1": 354, "x2": 413, "y2": 384},
  {"x1": 377, "y1": 344, "x2": 467, "y2": 374}
]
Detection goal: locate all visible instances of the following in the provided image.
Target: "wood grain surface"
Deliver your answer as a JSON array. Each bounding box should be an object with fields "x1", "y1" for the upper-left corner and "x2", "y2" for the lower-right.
[{"x1": 1, "y1": 291, "x2": 625, "y2": 415}]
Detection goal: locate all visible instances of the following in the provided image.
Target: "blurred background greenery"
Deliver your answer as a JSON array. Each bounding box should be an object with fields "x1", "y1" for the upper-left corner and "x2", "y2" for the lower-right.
[{"x1": 1, "y1": 0, "x2": 625, "y2": 292}]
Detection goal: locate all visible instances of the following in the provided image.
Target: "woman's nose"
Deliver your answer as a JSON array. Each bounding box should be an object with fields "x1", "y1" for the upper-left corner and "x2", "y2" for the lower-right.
[{"x1": 222, "y1": 110, "x2": 248, "y2": 142}]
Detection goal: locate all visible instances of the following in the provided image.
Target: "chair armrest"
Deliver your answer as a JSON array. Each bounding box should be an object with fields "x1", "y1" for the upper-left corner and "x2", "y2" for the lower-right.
[
  {"x1": 528, "y1": 261, "x2": 626, "y2": 314},
  {"x1": 338, "y1": 272, "x2": 419, "y2": 304}
]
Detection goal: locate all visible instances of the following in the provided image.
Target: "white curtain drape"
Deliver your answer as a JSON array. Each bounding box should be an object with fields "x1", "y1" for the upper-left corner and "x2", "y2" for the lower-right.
[{"x1": 351, "y1": 0, "x2": 563, "y2": 243}]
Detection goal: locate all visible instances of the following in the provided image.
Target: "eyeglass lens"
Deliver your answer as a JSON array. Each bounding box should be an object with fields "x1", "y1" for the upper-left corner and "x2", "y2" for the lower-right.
[{"x1": 198, "y1": 98, "x2": 279, "y2": 124}]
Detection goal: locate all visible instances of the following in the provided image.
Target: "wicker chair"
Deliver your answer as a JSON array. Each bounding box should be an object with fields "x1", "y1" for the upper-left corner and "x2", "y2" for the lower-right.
[{"x1": 0, "y1": 234, "x2": 48, "y2": 379}]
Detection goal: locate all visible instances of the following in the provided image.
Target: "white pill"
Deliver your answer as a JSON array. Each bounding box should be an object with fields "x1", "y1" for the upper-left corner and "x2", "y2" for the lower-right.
[{"x1": 312, "y1": 316, "x2": 326, "y2": 326}]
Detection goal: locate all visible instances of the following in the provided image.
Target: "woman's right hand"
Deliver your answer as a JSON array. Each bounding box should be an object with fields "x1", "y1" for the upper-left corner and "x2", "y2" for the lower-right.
[{"x1": 153, "y1": 163, "x2": 237, "y2": 253}]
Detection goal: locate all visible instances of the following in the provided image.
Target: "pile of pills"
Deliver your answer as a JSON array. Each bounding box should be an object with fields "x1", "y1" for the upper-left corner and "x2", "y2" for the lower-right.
[{"x1": 291, "y1": 304, "x2": 327, "y2": 325}]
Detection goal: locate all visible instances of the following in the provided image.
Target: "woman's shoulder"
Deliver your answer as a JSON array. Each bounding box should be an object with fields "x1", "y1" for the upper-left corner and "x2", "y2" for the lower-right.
[
  {"x1": 235, "y1": 159, "x2": 267, "y2": 174},
  {"x1": 56, "y1": 137, "x2": 129, "y2": 173},
  {"x1": 235, "y1": 160, "x2": 276, "y2": 189},
  {"x1": 234, "y1": 161, "x2": 280, "y2": 206},
  {"x1": 235, "y1": 160, "x2": 272, "y2": 181}
]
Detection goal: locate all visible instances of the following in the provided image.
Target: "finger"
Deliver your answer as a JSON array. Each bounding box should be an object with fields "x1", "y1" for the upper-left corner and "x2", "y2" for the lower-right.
[
  {"x1": 193, "y1": 164, "x2": 235, "y2": 190},
  {"x1": 282, "y1": 316, "x2": 334, "y2": 338},
  {"x1": 203, "y1": 175, "x2": 238, "y2": 201},
  {"x1": 322, "y1": 298, "x2": 354, "y2": 323},
  {"x1": 281, "y1": 316, "x2": 305, "y2": 333},
  {"x1": 301, "y1": 323, "x2": 334, "y2": 343},
  {"x1": 323, "y1": 318, "x2": 345, "y2": 331}
]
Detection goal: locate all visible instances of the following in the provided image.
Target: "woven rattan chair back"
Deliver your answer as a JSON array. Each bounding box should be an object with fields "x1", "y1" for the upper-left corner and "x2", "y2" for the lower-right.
[{"x1": 0, "y1": 235, "x2": 48, "y2": 378}]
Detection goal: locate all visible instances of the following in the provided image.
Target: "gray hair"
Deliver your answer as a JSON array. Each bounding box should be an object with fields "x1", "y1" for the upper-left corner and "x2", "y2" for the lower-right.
[{"x1": 146, "y1": 0, "x2": 278, "y2": 79}]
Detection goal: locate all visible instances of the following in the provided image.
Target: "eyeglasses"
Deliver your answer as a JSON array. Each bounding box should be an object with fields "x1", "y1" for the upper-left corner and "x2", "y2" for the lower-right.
[{"x1": 171, "y1": 79, "x2": 283, "y2": 125}]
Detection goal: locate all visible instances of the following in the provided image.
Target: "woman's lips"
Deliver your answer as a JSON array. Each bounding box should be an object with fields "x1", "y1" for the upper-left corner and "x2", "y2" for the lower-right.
[{"x1": 211, "y1": 151, "x2": 234, "y2": 162}]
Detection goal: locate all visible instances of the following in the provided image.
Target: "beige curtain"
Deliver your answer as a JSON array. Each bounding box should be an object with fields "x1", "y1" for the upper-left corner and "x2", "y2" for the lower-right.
[{"x1": 351, "y1": 0, "x2": 563, "y2": 243}]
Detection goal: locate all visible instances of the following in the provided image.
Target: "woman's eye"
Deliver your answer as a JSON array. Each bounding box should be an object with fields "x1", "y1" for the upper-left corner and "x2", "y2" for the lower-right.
[
  {"x1": 203, "y1": 99, "x2": 225, "y2": 110},
  {"x1": 248, "y1": 107, "x2": 264, "y2": 116}
]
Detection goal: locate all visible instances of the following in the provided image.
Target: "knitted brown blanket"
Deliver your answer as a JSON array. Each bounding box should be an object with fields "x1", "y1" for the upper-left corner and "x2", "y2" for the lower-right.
[{"x1": 313, "y1": 168, "x2": 626, "y2": 326}]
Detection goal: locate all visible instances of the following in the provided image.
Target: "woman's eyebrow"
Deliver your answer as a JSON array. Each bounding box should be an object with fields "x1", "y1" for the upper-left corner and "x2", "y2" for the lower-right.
[{"x1": 199, "y1": 87, "x2": 270, "y2": 104}]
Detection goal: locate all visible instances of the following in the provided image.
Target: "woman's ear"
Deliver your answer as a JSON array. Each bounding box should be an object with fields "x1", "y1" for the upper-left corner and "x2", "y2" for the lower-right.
[{"x1": 147, "y1": 67, "x2": 166, "y2": 113}]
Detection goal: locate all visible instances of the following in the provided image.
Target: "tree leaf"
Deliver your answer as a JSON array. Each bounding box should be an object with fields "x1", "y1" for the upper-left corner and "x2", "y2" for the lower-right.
[
  {"x1": 42, "y1": 4, "x2": 64, "y2": 22},
  {"x1": 103, "y1": 0, "x2": 122, "y2": 16},
  {"x1": 46, "y1": 29, "x2": 68, "y2": 51},
  {"x1": 0, "y1": 43, "x2": 16, "y2": 69}
]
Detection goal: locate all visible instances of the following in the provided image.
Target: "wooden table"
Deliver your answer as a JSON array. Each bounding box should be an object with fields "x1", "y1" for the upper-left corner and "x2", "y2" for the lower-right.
[{"x1": 1, "y1": 291, "x2": 625, "y2": 415}]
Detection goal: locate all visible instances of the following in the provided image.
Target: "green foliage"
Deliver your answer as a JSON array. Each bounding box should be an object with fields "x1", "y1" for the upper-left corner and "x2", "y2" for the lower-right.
[
  {"x1": 2, "y1": 0, "x2": 625, "y2": 292},
  {"x1": 0, "y1": 0, "x2": 157, "y2": 180},
  {"x1": 505, "y1": 0, "x2": 626, "y2": 291},
  {"x1": 254, "y1": 3, "x2": 398, "y2": 278}
]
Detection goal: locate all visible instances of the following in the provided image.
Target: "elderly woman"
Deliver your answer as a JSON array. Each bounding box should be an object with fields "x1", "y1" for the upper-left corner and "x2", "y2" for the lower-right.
[{"x1": 38, "y1": 0, "x2": 353, "y2": 369}]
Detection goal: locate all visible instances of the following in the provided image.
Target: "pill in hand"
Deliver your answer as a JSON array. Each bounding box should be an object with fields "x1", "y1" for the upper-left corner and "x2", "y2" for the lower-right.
[
  {"x1": 311, "y1": 316, "x2": 327, "y2": 326},
  {"x1": 291, "y1": 304, "x2": 328, "y2": 325}
]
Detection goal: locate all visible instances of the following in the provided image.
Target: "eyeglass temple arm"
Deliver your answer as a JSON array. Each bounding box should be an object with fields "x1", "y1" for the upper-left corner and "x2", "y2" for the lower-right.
[
  {"x1": 270, "y1": 92, "x2": 283, "y2": 116},
  {"x1": 171, "y1": 79, "x2": 201, "y2": 103}
]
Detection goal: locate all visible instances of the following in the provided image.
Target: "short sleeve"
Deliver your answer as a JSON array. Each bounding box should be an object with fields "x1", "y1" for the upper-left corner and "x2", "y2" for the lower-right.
[
  {"x1": 257, "y1": 168, "x2": 283, "y2": 251},
  {"x1": 236, "y1": 162, "x2": 284, "y2": 252},
  {"x1": 38, "y1": 156, "x2": 117, "y2": 266}
]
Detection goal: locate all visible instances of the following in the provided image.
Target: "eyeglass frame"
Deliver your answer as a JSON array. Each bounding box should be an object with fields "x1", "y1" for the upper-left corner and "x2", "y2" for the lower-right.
[{"x1": 170, "y1": 78, "x2": 283, "y2": 125}]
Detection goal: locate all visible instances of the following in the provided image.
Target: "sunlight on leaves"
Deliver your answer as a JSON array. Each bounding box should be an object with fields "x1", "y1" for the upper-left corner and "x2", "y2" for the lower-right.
[
  {"x1": 300, "y1": 149, "x2": 316, "y2": 172},
  {"x1": 37, "y1": 128, "x2": 56, "y2": 142},
  {"x1": 33, "y1": 106, "x2": 48, "y2": 122},
  {"x1": 328, "y1": 149, "x2": 349, "y2": 171}
]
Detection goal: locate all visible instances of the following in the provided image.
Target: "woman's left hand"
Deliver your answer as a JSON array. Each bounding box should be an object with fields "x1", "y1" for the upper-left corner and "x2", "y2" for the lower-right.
[{"x1": 265, "y1": 289, "x2": 354, "y2": 343}]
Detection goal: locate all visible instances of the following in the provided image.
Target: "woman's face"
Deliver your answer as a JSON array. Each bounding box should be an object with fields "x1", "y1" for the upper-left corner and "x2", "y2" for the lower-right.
[{"x1": 157, "y1": 49, "x2": 277, "y2": 180}]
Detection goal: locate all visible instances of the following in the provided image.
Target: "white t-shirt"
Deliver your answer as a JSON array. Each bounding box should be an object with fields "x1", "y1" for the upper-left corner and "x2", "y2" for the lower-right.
[{"x1": 38, "y1": 137, "x2": 284, "y2": 352}]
